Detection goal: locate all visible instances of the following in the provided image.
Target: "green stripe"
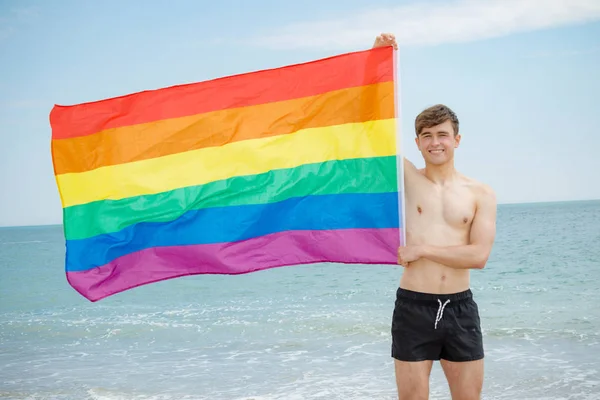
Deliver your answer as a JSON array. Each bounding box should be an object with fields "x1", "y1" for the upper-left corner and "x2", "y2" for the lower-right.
[{"x1": 64, "y1": 156, "x2": 398, "y2": 240}]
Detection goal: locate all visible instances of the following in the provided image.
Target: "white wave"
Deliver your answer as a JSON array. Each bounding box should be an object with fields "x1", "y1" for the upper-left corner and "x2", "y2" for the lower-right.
[{"x1": 0, "y1": 240, "x2": 45, "y2": 244}]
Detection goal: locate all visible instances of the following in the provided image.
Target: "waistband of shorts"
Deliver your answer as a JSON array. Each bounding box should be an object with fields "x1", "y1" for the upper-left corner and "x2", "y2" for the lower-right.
[{"x1": 396, "y1": 287, "x2": 473, "y2": 306}]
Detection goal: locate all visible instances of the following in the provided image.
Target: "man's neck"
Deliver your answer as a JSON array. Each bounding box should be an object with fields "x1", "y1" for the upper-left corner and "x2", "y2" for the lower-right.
[{"x1": 424, "y1": 161, "x2": 457, "y2": 185}]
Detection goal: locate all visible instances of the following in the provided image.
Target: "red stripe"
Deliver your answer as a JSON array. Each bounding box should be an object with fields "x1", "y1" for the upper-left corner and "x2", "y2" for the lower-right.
[{"x1": 50, "y1": 47, "x2": 394, "y2": 140}]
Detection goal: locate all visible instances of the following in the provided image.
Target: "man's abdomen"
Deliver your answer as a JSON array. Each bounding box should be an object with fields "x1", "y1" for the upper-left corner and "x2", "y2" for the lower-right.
[{"x1": 399, "y1": 260, "x2": 471, "y2": 294}]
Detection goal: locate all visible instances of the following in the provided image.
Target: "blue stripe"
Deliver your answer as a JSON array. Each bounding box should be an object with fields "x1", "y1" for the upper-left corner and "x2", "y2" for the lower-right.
[{"x1": 66, "y1": 192, "x2": 400, "y2": 272}]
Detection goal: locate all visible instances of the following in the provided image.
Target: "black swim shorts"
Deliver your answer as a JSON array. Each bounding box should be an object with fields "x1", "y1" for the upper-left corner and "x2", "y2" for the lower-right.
[{"x1": 391, "y1": 287, "x2": 484, "y2": 362}]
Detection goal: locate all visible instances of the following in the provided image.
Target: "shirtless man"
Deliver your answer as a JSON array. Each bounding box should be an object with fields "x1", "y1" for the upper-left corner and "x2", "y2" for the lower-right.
[{"x1": 373, "y1": 34, "x2": 497, "y2": 400}]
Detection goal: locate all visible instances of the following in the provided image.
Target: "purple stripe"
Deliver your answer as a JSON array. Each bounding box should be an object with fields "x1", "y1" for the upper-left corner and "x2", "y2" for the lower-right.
[{"x1": 66, "y1": 228, "x2": 400, "y2": 302}]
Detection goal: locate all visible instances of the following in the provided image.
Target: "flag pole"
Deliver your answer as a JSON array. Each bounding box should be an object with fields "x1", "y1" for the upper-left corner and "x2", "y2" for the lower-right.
[{"x1": 393, "y1": 47, "x2": 407, "y2": 248}]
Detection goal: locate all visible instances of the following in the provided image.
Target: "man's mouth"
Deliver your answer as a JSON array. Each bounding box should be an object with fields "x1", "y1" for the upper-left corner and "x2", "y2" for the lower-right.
[{"x1": 428, "y1": 149, "x2": 444, "y2": 154}]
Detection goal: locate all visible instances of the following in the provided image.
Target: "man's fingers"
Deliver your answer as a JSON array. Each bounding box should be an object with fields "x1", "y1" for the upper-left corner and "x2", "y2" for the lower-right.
[
  {"x1": 374, "y1": 33, "x2": 397, "y2": 49},
  {"x1": 397, "y1": 246, "x2": 408, "y2": 267},
  {"x1": 385, "y1": 33, "x2": 398, "y2": 49},
  {"x1": 384, "y1": 37, "x2": 398, "y2": 49}
]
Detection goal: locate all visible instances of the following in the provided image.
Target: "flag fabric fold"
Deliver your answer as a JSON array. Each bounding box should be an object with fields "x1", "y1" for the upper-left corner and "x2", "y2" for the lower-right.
[{"x1": 50, "y1": 46, "x2": 404, "y2": 302}]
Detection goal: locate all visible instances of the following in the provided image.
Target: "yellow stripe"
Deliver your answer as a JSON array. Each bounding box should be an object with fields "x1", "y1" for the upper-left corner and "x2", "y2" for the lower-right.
[{"x1": 57, "y1": 119, "x2": 397, "y2": 207}]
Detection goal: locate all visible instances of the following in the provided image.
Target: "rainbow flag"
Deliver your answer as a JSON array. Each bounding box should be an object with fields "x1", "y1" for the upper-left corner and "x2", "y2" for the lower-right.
[{"x1": 49, "y1": 46, "x2": 404, "y2": 302}]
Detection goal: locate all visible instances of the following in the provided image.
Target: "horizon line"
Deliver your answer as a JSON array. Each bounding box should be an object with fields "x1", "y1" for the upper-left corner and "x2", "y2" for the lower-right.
[{"x1": 1, "y1": 198, "x2": 599, "y2": 229}]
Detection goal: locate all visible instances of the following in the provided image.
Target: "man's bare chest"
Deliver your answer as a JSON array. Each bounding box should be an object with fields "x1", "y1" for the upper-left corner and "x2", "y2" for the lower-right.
[{"x1": 405, "y1": 181, "x2": 476, "y2": 229}]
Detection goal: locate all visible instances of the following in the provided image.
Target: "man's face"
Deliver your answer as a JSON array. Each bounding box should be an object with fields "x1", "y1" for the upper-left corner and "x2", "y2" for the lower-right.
[{"x1": 415, "y1": 120, "x2": 461, "y2": 165}]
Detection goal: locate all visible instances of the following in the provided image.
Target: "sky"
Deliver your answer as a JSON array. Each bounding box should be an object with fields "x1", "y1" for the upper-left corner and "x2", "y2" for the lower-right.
[{"x1": 1, "y1": 0, "x2": 599, "y2": 227}]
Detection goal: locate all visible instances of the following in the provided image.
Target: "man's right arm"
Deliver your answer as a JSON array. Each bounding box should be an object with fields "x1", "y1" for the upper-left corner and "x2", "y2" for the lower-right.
[
  {"x1": 373, "y1": 33, "x2": 417, "y2": 178},
  {"x1": 403, "y1": 157, "x2": 419, "y2": 184},
  {"x1": 373, "y1": 33, "x2": 418, "y2": 180}
]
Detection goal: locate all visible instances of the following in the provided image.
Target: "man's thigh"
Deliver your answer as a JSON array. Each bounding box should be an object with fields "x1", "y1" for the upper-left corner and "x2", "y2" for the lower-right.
[
  {"x1": 440, "y1": 359, "x2": 484, "y2": 400},
  {"x1": 394, "y1": 359, "x2": 433, "y2": 400}
]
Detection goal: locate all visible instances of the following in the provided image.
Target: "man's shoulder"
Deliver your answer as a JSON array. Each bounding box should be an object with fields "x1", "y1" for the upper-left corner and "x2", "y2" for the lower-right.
[{"x1": 460, "y1": 175, "x2": 496, "y2": 201}]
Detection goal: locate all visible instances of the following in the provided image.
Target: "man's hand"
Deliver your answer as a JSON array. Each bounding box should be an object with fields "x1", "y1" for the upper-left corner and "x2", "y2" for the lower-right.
[
  {"x1": 397, "y1": 245, "x2": 422, "y2": 267},
  {"x1": 373, "y1": 33, "x2": 398, "y2": 50}
]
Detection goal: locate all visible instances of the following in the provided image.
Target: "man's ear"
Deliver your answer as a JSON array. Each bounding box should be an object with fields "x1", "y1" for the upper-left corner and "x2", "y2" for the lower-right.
[
  {"x1": 414, "y1": 136, "x2": 421, "y2": 150},
  {"x1": 454, "y1": 133, "x2": 461, "y2": 148}
]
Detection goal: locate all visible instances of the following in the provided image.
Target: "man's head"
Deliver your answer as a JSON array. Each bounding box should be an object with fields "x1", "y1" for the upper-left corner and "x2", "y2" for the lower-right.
[{"x1": 414, "y1": 104, "x2": 461, "y2": 166}]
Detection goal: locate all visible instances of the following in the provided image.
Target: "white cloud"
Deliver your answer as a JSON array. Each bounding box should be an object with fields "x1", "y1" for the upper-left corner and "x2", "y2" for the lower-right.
[
  {"x1": 525, "y1": 46, "x2": 600, "y2": 58},
  {"x1": 248, "y1": 0, "x2": 600, "y2": 50}
]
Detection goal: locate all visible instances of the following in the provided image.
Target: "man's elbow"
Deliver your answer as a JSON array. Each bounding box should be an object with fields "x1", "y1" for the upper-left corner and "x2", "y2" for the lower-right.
[{"x1": 472, "y1": 247, "x2": 491, "y2": 269}]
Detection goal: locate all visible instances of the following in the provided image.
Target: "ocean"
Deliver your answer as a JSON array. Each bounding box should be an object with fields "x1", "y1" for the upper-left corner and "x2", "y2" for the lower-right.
[{"x1": 1, "y1": 200, "x2": 599, "y2": 399}]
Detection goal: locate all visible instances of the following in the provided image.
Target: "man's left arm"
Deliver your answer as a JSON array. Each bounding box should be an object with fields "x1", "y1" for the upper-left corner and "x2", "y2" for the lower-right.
[{"x1": 418, "y1": 186, "x2": 497, "y2": 269}]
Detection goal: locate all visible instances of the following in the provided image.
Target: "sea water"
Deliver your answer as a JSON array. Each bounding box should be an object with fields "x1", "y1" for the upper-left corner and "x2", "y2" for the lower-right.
[{"x1": 1, "y1": 200, "x2": 599, "y2": 399}]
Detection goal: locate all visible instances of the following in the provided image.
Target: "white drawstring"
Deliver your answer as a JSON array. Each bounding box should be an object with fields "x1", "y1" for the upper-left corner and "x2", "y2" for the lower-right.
[{"x1": 434, "y1": 299, "x2": 450, "y2": 329}]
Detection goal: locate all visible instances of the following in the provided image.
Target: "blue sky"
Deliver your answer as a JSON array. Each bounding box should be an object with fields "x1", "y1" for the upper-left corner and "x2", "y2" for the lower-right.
[{"x1": 1, "y1": 0, "x2": 599, "y2": 227}]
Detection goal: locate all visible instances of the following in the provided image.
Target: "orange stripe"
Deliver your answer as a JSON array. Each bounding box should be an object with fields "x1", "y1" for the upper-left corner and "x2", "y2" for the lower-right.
[{"x1": 52, "y1": 82, "x2": 394, "y2": 175}]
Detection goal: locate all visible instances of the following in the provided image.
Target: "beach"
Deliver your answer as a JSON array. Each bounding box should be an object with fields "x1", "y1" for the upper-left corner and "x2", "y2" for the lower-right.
[{"x1": 1, "y1": 200, "x2": 599, "y2": 399}]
